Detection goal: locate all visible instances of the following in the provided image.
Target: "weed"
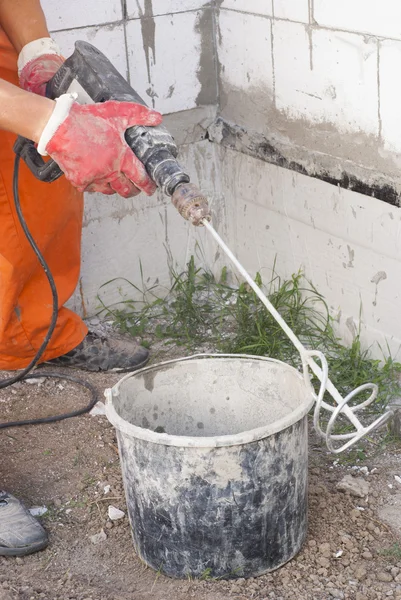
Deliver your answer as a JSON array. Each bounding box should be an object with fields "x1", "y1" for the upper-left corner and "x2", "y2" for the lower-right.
[
  {"x1": 151, "y1": 563, "x2": 164, "y2": 592},
  {"x1": 199, "y1": 568, "x2": 213, "y2": 581},
  {"x1": 66, "y1": 499, "x2": 87, "y2": 509},
  {"x1": 98, "y1": 258, "x2": 401, "y2": 419},
  {"x1": 379, "y1": 543, "x2": 401, "y2": 560},
  {"x1": 335, "y1": 447, "x2": 367, "y2": 466}
]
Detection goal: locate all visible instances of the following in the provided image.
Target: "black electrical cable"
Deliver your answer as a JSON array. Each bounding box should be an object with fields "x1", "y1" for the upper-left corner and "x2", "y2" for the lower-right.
[
  {"x1": 0, "y1": 156, "x2": 59, "y2": 388},
  {"x1": 0, "y1": 155, "x2": 100, "y2": 429}
]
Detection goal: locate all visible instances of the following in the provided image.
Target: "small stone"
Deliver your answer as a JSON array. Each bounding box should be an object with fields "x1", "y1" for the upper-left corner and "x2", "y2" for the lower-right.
[
  {"x1": 354, "y1": 565, "x2": 367, "y2": 580},
  {"x1": 336, "y1": 475, "x2": 370, "y2": 498},
  {"x1": 28, "y1": 506, "x2": 48, "y2": 517},
  {"x1": 377, "y1": 572, "x2": 394, "y2": 582},
  {"x1": 108, "y1": 506, "x2": 125, "y2": 521},
  {"x1": 105, "y1": 521, "x2": 114, "y2": 529},
  {"x1": 350, "y1": 509, "x2": 361, "y2": 519},
  {"x1": 317, "y1": 557, "x2": 330, "y2": 568},
  {"x1": 24, "y1": 377, "x2": 45, "y2": 385},
  {"x1": 356, "y1": 595, "x2": 368, "y2": 600},
  {"x1": 15, "y1": 557, "x2": 23, "y2": 565},
  {"x1": 362, "y1": 551, "x2": 373, "y2": 559},
  {"x1": 319, "y1": 542, "x2": 331, "y2": 557},
  {"x1": 90, "y1": 402, "x2": 106, "y2": 417},
  {"x1": 341, "y1": 536, "x2": 355, "y2": 550},
  {"x1": 329, "y1": 590, "x2": 344, "y2": 599},
  {"x1": 392, "y1": 567, "x2": 400, "y2": 577},
  {"x1": 90, "y1": 529, "x2": 107, "y2": 544}
]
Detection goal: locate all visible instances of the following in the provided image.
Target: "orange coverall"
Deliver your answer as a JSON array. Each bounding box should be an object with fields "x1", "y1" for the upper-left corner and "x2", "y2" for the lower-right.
[{"x1": 0, "y1": 31, "x2": 87, "y2": 370}]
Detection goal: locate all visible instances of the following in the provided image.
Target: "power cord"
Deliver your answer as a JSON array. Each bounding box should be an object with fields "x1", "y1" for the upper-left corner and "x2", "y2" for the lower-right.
[{"x1": 0, "y1": 155, "x2": 100, "y2": 428}]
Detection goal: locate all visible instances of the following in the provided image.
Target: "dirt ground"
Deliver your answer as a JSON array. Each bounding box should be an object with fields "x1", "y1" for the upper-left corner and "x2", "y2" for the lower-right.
[{"x1": 1, "y1": 355, "x2": 401, "y2": 600}]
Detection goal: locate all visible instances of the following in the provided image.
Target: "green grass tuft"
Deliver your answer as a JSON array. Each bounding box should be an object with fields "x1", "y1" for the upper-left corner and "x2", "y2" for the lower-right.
[{"x1": 98, "y1": 258, "x2": 401, "y2": 417}]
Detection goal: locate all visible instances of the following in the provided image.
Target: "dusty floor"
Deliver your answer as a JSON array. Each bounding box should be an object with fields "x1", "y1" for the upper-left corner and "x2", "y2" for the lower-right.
[{"x1": 1, "y1": 359, "x2": 401, "y2": 600}]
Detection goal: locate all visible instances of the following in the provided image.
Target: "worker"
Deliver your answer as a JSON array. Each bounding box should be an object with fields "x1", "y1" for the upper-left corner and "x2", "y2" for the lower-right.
[{"x1": 0, "y1": 1, "x2": 161, "y2": 556}]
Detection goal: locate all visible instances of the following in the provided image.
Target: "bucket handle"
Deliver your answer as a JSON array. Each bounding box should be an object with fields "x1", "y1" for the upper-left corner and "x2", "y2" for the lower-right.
[{"x1": 202, "y1": 220, "x2": 394, "y2": 453}]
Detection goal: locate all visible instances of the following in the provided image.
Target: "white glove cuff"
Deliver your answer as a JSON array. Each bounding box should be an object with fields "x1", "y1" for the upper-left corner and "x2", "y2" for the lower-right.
[
  {"x1": 18, "y1": 38, "x2": 62, "y2": 75},
  {"x1": 38, "y1": 93, "x2": 77, "y2": 156}
]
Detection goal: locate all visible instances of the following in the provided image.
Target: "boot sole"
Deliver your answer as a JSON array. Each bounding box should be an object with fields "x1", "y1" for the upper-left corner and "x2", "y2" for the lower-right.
[
  {"x1": 43, "y1": 355, "x2": 150, "y2": 373},
  {"x1": 0, "y1": 537, "x2": 48, "y2": 557}
]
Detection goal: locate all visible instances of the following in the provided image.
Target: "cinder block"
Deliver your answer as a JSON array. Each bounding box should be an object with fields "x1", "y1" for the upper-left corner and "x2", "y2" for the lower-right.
[
  {"x1": 43, "y1": 0, "x2": 122, "y2": 32},
  {"x1": 220, "y1": 0, "x2": 273, "y2": 16},
  {"x1": 380, "y1": 40, "x2": 401, "y2": 153},
  {"x1": 218, "y1": 10, "x2": 274, "y2": 129},
  {"x1": 52, "y1": 24, "x2": 128, "y2": 80},
  {"x1": 127, "y1": 0, "x2": 210, "y2": 19},
  {"x1": 314, "y1": 0, "x2": 401, "y2": 41},
  {"x1": 126, "y1": 10, "x2": 216, "y2": 114},
  {"x1": 274, "y1": 0, "x2": 309, "y2": 23},
  {"x1": 273, "y1": 21, "x2": 379, "y2": 136}
]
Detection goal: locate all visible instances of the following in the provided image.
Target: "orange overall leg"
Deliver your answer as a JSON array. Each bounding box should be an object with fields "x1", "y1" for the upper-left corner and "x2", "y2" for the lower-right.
[{"x1": 0, "y1": 33, "x2": 87, "y2": 370}]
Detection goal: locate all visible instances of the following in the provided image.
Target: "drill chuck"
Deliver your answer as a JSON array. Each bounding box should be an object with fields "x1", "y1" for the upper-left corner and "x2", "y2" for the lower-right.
[{"x1": 171, "y1": 183, "x2": 211, "y2": 226}]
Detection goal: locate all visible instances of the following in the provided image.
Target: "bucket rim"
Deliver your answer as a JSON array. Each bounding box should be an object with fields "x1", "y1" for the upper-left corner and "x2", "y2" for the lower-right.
[{"x1": 104, "y1": 353, "x2": 315, "y2": 448}]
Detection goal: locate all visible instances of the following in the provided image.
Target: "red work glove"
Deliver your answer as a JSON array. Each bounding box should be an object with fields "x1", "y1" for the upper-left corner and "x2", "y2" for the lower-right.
[
  {"x1": 18, "y1": 38, "x2": 64, "y2": 96},
  {"x1": 39, "y1": 97, "x2": 163, "y2": 197}
]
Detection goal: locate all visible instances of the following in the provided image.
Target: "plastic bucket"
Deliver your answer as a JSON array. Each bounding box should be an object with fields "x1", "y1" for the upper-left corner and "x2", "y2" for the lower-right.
[{"x1": 105, "y1": 354, "x2": 314, "y2": 579}]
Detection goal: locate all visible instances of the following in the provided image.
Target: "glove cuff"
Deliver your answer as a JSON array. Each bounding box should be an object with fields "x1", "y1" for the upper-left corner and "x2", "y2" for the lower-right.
[
  {"x1": 18, "y1": 38, "x2": 62, "y2": 75},
  {"x1": 38, "y1": 93, "x2": 77, "y2": 156}
]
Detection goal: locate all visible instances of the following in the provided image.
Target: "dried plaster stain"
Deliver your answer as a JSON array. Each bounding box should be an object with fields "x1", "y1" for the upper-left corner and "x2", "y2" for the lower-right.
[
  {"x1": 137, "y1": 0, "x2": 157, "y2": 104},
  {"x1": 371, "y1": 270, "x2": 387, "y2": 307}
]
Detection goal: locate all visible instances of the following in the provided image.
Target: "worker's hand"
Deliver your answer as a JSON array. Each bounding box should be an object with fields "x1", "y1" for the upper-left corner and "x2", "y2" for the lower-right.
[
  {"x1": 39, "y1": 96, "x2": 162, "y2": 197},
  {"x1": 18, "y1": 38, "x2": 64, "y2": 96}
]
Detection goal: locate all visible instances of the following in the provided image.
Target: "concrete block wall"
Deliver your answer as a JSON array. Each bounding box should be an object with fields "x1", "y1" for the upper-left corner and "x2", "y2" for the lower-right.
[
  {"x1": 216, "y1": 0, "x2": 401, "y2": 188},
  {"x1": 38, "y1": 0, "x2": 401, "y2": 356},
  {"x1": 213, "y1": 1, "x2": 401, "y2": 356},
  {"x1": 40, "y1": 0, "x2": 220, "y2": 315}
]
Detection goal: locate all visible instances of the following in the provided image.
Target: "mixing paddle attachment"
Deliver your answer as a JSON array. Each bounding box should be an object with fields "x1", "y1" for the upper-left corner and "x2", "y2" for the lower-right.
[{"x1": 201, "y1": 219, "x2": 394, "y2": 453}]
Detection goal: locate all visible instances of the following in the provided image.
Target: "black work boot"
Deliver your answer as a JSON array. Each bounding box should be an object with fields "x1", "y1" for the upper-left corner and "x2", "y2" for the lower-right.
[
  {"x1": 45, "y1": 332, "x2": 149, "y2": 372},
  {"x1": 0, "y1": 491, "x2": 48, "y2": 557}
]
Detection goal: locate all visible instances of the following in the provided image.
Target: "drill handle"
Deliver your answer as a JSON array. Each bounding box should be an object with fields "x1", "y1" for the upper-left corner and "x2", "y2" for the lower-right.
[{"x1": 13, "y1": 136, "x2": 63, "y2": 182}]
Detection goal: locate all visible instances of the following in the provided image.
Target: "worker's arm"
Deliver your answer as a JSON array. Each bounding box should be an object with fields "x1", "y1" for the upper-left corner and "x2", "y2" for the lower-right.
[
  {"x1": 0, "y1": 0, "x2": 49, "y2": 52},
  {"x1": 0, "y1": 1, "x2": 58, "y2": 141},
  {"x1": 0, "y1": 1, "x2": 163, "y2": 198},
  {"x1": 0, "y1": 79, "x2": 54, "y2": 141}
]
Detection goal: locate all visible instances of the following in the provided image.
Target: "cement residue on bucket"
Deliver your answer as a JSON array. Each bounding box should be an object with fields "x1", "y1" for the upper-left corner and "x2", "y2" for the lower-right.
[{"x1": 105, "y1": 355, "x2": 313, "y2": 579}]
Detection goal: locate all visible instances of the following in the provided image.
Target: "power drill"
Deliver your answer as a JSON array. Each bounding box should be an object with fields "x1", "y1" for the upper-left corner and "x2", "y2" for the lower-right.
[{"x1": 14, "y1": 41, "x2": 210, "y2": 226}]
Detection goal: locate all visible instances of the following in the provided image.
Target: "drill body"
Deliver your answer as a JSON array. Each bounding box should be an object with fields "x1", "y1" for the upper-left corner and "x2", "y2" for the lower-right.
[{"x1": 15, "y1": 41, "x2": 210, "y2": 226}]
